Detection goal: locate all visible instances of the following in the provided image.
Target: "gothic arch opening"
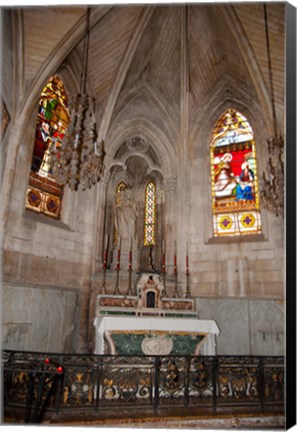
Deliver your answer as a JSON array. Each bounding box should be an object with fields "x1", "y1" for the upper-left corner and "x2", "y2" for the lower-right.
[{"x1": 104, "y1": 136, "x2": 164, "y2": 273}]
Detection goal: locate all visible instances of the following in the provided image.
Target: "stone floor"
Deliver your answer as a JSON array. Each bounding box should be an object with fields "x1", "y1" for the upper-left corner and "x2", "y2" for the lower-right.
[{"x1": 43, "y1": 412, "x2": 285, "y2": 429}]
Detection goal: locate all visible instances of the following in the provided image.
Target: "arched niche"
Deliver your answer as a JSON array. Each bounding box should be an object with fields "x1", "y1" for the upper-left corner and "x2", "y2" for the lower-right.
[{"x1": 104, "y1": 136, "x2": 164, "y2": 273}]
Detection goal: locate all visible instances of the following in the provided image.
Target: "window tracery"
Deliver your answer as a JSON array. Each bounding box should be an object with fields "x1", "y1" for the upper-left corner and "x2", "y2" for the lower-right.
[{"x1": 210, "y1": 109, "x2": 261, "y2": 237}]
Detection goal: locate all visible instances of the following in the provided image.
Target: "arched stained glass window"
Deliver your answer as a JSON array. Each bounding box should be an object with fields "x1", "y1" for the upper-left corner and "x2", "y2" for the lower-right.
[
  {"x1": 144, "y1": 181, "x2": 156, "y2": 246},
  {"x1": 210, "y1": 109, "x2": 261, "y2": 237},
  {"x1": 26, "y1": 75, "x2": 70, "y2": 219}
]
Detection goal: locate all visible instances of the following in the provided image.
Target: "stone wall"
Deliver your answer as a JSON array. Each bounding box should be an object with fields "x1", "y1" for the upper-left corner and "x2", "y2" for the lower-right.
[
  {"x1": 2, "y1": 283, "x2": 80, "y2": 353},
  {"x1": 196, "y1": 298, "x2": 284, "y2": 356}
]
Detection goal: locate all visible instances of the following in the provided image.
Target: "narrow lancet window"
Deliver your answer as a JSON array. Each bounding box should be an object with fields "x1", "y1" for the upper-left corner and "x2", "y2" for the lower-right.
[{"x1": 144, "y1": 181, "x2": 156, "y2": 246}]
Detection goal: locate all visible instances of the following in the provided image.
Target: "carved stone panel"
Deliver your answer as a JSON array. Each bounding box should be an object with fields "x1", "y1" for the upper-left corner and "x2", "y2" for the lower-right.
[
  {"x1": 195, "y1": 298, "x2": 284, "y2": 356},
  {"x1": 249, "y1": 300, "x2": 284, "y2": 356},
  {"x1": 2, "y1": 284, "x2": 79, "y2": 353}
]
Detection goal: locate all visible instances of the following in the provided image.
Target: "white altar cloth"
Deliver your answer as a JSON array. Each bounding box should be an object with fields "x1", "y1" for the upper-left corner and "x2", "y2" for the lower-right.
[{"x1": 93, "y1": 316, "x2": 220, "y2": 355}]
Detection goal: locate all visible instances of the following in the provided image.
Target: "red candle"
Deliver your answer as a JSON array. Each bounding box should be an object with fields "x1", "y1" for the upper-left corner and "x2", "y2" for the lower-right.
[
  {"x1": 162, "y1": 253, "x2": 166, "y2": 273},
  {"x1": 129, "y1": 250, "x2": 132, "y2": 271},
  {"x1": 186, "y1": 255, "x2": 189, "y2": 275}
]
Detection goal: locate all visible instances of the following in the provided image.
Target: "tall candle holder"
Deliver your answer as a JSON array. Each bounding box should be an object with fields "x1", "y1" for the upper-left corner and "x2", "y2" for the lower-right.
[
  {"x1": 126, "y1": 238, "x2": 133, "y2": 296},
  {"x1": 114, "y1": 236, "x2": 121, "y2": 295},
  {"x1": 102, "y1": 249, "x2": 107, "y2": 294},
  {"x1": 162, "y1": 249, "x2": 168, "y2": 297},
  {"x1": 173, "y1": 241, "x2": 179, "y2": 298},
  {"x1": 185, "y1": 251, "x2": 191, "y2": 298},
  {"x1": 173, "y1": 272, "x2": 179, "y2": 298},
  {"x1": 102, "y1": 234, "x2": 109, "y2": 294}
]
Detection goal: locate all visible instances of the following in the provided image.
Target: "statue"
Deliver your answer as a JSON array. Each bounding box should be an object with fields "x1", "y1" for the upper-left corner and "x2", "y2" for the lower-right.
[{"x1": 114, "y1": 186, "x2": 137, "y2": 241}]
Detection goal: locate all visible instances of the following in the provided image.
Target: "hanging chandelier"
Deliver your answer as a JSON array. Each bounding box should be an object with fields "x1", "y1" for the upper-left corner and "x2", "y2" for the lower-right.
[
  {"x1": 262, "y1": 135, "x2": 284, "y2": 217},
  {"x1": 50, "y1": 7, "x2": 105, "y2": 191},
  {"x1": 260, "y1": 4, "x2": 284, "y2": 217}
]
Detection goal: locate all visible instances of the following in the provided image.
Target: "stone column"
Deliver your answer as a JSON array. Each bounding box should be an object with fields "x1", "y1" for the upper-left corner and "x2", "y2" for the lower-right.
[
  {"x1": 88, "y1": 172, "x2": 110, "y2": 352},
  {"x1": 164, "y1": 177, "x2": 177, "y2": 274}
]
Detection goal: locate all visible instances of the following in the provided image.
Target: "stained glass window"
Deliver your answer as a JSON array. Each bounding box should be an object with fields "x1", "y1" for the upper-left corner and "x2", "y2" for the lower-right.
[
  {"x1": 210, "y1": 109, "x2": 261, "y2": 237},
  {"x1": 26, "y1": 75, "x2": 70, "y2": 219},
  {"x1": 144, "y1": 181, "x2": 156, "y2": 246}
]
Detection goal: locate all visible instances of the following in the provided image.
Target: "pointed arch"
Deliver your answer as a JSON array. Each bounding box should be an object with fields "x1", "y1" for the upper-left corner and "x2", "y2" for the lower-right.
[{"x1": 210, "y1": 108, "x2": 262, "y2": 237}]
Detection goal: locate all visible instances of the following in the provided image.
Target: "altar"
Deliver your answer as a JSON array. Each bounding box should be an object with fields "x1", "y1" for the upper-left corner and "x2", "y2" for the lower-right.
[
  {"x1": 94, "y1": 316, "x2": 220, "y2": 355},
  {"x1": 93, "y1": 272, "x2": 220, "y2": 356}
]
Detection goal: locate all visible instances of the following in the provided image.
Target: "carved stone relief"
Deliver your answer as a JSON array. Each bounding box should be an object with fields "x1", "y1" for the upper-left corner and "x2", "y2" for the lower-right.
[
  {"x1": 197, "y1": 299, "x2": 250, "y2": 355},
  {"x1": 195, "y1": 298, "x2": 284, "y2": 356},
  {"x1": 2, "y1": 284, "x2": 79, "y2": 353},
  {"x1": 250, "y1": 301, "x2": 284, "y2": 356}
]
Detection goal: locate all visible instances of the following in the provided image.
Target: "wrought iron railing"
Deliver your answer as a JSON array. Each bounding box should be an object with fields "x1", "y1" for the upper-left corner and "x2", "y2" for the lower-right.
[{"x1": 2, "y1": 350, "x2": 284, "y2": 423}]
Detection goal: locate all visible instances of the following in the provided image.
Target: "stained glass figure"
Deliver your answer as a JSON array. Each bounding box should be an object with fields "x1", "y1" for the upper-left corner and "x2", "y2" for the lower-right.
[
  {"x1": 211, "y1": 109, "x2": 261, "y2": 236},
  {"x1": 144, "y1": 182, "x2": 156, "y2": 246},
  {"x1": 26, "y1": 76, "x2": 70, "y2": 219}
]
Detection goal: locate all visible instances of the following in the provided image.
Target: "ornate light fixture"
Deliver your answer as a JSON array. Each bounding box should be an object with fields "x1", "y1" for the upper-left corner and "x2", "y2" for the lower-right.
[
  {"x1": 261, "y1": 4, "x2": 284, "y2": 217},
  {"x1": 262, "y1": 135, "x2": 284, "y2": 217},
  {"x1": 51, "y1": 7, "x2": 105, "y2": 191}
]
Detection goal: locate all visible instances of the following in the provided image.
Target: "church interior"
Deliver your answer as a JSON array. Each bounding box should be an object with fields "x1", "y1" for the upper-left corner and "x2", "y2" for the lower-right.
[{"x1": 1, "y1": 2, "x2": 287, "y2": 427}]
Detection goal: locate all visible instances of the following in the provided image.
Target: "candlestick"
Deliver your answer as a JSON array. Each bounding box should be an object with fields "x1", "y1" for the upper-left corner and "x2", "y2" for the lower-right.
[
  {"x1": 117, "y1": 236, "x2": 122, "y2": 270},
  {"x1": 103, "y1": 249, "x2": 108, "y2": 270},
  {"x1": 173, "y1": 269, "x2": 179, "y2": 298},
  {"x1": 162, "y1": 251, "x2": 168, "y2": 297},
  {"x1": 116, "y1": 248, "x2": 121, "y2": 271},
  {"x1": 162, "y1": 253, "x2": 166, "y2": 273},
  {"x1": 128, "y1": 236, "x2": 132, "y2": 271},
  {"x1": 173, "y1": 241, "x2": 179, "y2": 298},
  {"x1": 114, "y1": 236, "x2": 121, "y2": 295},
  {"x1": 102, "y1": 234, "x2": 109, "y2": 294},
  {"x1": 185, "y1": 242, "x2": 191, "y2": 298},
  {"x1": 127, "y1": 241, "x2": 133, "y2": 295}
]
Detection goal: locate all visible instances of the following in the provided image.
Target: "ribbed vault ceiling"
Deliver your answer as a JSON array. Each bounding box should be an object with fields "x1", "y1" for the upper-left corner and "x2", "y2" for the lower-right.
[{"x1": 18, "y1": 3, "x2": 285, "y2": 137}]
